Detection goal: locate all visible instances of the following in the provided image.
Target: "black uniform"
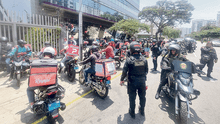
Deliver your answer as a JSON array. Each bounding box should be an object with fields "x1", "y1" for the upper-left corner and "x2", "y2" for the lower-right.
[
  {"x1": 156, "y1": 53, "x2": 188, "y2": 95},
  {"x1": 199, "y1": 46, "x2": 218, "y2": 77},
  {"x1": 121, "y1": 54, "x2": 148, "y2": 117},
  {"x1": 150, "y1": 44, "x2": 161, "y2": 71}
]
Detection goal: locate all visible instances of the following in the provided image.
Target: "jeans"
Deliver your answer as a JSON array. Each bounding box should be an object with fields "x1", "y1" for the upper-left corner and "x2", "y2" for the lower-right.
[
  {"x1": 153, "y1": 56, "x2": 158, "y2": 70},
  {"x1": 5, "y1": 58, "x2": 11, "y2": 73},
  {"x1": 84, "y1": 67, "x2": 95, "y2": 82},
  {"x1": 27, "y1": 87, "x2": 38, "y2": 103}
]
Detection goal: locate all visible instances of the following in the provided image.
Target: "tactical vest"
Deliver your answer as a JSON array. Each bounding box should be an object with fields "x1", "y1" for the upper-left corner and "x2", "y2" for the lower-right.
[{"x1": 128, "y1": 56, "x2": 146, "y2": 77}]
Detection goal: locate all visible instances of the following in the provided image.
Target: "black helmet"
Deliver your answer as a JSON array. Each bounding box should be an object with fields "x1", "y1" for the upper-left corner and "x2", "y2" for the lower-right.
[
  {"x1": 168, "y1": 44, "x2": 180, "y2": 55},
  {"x1": 0, "y1": 37, "x2": 9, "y2": 42},
  {"x1": 17, "y1": 40, "x2": 26, "y2": 46},
  {"x1": 45, "y1": 42, "x2": 51, "y2": 47},
  {"x1": 91, "y1": 45, "x2": 99, "y2": 53},
  {"x1": 152, "y1": 39, "x2": 157, "y2": 43},
  {"x1": 130, "y1": 41, "x2": 141, "y2": 54}
]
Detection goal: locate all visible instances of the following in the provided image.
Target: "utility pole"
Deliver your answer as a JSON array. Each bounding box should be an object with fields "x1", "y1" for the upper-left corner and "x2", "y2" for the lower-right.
[{"x1": 79, "y1": 0, "x2": 83, "y2": 61}]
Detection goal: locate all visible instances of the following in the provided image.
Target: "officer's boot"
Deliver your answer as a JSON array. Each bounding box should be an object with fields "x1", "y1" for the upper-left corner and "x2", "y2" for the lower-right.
[
  {"x1": 129, "y1": 108, "x2": 135, "y2": 119},
  {"x1": 139, "y1": 106, "x2": 145, "y2": 116},
  {"x1": 207, "y1": 73, "x2": 212, "y2": 78}
]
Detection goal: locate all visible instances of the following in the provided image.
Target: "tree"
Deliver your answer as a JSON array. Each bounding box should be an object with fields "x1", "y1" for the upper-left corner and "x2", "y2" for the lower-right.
[
  {"x1": 163, "y1": 26, "x2": 181, "y2": 39},
  {"x1": 190, "y1": 26, "x2": 220, "y2": 40},
  {"x1": 109, "y1": 19, "x2": 150, "y2": 38},
  {"x1": 139, "y1": 0, "x2": 194, "y2": 40}
]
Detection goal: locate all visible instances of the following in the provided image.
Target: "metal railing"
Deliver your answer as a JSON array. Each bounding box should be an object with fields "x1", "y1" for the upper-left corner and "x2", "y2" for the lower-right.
[{"x1": 0, "y1": 9, "x2": 62, "y2": 53}]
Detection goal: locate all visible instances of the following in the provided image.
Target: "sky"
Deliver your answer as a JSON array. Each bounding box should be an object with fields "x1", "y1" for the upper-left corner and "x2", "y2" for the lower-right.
[{"x1": 139, "y1": 0, "x2": 220, "y2": 28}]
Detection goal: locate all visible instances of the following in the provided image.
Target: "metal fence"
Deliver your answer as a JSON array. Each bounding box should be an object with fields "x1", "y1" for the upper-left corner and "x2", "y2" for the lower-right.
[{"x1": 0, "y1": 9, "x2": 62, "y2": 53}]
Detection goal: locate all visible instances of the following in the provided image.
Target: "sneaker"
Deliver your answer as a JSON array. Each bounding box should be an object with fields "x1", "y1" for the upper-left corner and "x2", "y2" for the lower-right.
[{"x1": 129, "y1": 109, "x2": 135, "y2": 119}]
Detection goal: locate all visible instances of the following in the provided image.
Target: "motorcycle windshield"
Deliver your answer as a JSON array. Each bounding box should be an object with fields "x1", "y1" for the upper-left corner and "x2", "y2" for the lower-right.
[{"x1": 172, "y1": 60, "x2": 192, "y2": 74}]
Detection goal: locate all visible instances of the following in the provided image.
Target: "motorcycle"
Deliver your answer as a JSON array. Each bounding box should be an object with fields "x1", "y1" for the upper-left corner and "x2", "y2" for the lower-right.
[
  {"x1": 29, "y1": 59, "x2": 66, "y2": 123},
  {"x1": 78, "y1": 59, "x2": 116, "y2": 99},
  {"x1": 58, "y1": 45, "x2": 79, "y2": 82},
  {"x1": 10, "y1": 54, "x2": 30, "y2": 87},
  {"x1": 161, "y1": 60, "x2": 204, "y2": 124},
  {"x1": 114, "y1": 45, "x2": 127, "y2": 69}
]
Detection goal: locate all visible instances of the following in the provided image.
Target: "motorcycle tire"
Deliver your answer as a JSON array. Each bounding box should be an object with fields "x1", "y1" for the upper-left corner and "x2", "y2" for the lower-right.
[
  {"x1": 115, "y1": 60, "x2": 121, "y2": 69},
  {"x1": 96, "y1": 81, "x2": 109, "y2": 99},
  {"x1": 179, "y1": 101, "x2": 188, "y2": 124},
  {"x1": 79, "y1": 69, "x2": 85, "y2": 85},
  {"x1": 16, "y1": 73, "x2": 21, "y2": 87},
  {"x1": 67, "y1": 67, "x2": 76, "y2": 82},
  {"x1": 47, "y1": 114, "x2": 56, "y2": 124}
]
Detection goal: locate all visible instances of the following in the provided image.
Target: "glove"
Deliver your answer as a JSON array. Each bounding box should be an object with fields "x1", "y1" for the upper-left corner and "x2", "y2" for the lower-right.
[{"x1": 215, "y1": 59, "x2": 218, "y2": 63}]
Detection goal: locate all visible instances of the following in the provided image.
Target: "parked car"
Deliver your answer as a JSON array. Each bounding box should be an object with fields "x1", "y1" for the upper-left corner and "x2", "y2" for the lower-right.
[{"x1": 212, "y1": 39, "x2": 220, "y2": 47}]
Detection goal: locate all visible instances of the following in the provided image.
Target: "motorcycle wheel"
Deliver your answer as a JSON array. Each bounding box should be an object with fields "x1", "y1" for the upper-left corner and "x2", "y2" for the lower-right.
[
  {"x1": 179, "y1": 101, "x2": 188, "y2": 124},
  {"x1": 67, "y1": 66, "x2": 76, "y2": 82},
  {"x1": 47, "y1": 114, "x2": 56, "y2": 124},
  {"x1": 115, "y1": 60, "x2": 121, "y2": 69},
  {"x1": 96, "y1": 81, "x2": 109, "y2": 99},
  {"x1": 79, "y1": 69, "x2": 85, "y2": 85},
  {"x1": 16, "y1": 73, "x2": 21, "y2": 87}
]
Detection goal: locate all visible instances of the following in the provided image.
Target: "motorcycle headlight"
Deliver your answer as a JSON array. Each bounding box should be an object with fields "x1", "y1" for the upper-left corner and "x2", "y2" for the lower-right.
[
  {"x1": 14, "y1": 61, "x2": 22, "y2": 66},
  {"x1": 179, "y1": 75, "x2": 190, "y2": 86}
]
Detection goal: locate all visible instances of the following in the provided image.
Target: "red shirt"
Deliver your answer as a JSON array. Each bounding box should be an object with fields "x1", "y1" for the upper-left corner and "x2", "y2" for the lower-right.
[{"x1": 101, "y1": 46, "x2": 114, "y2": 59}]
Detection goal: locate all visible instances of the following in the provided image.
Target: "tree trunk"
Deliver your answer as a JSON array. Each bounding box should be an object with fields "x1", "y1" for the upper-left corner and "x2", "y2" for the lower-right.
[{"x1": 155, "y1": 31, "x2": 159, "y2": 41}]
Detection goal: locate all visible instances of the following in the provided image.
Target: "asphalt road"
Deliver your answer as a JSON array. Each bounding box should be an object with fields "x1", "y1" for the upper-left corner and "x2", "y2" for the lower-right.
[{"x1": 0, "y1": 41, "x2": 220, "y2": 124}]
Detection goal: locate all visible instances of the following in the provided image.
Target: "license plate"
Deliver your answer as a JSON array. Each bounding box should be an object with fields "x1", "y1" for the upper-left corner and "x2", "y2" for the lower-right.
[
  {"x1": 106, "y1": 80, "x2": 111, "y2": 84},
  {"x1": 48, "y1": 101, "x2": 60, "y2": 112},
  {"x1": 74, "y1": 66, "x2": 79, "y2": 70}
]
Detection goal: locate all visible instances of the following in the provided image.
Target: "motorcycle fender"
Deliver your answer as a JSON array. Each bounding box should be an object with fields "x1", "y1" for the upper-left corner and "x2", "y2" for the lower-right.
[
  {"x1": 16, "y1": 70, "x2": 20, "y2": 74},
  {"x1": 178, "y1": 93, "x2": 187, "y2": 102}
]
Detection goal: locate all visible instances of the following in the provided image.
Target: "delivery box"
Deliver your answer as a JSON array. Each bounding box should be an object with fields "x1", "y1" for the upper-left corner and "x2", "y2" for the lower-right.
[{"x1": 95, "y1": 59, "x2": 116, "y2": 77}]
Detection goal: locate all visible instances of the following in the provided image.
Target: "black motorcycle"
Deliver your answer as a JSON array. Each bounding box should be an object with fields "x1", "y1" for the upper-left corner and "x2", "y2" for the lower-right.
[
  {"x1": 33, "y1": 84, "x2": 66, "y2": 123},
  {"x1": 161, "y1": 60, "x2": 204, "y2": 124},
  {"x1": 10, "y1": 55, "x2": 30, "y2": 87}
]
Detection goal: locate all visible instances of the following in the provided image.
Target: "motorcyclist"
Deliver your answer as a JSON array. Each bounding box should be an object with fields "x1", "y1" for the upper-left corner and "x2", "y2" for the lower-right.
[
  {"x1": 86, "y1": 41, "x2": 100, "y2": 58},
  {"x1": 120, "y1": 41, "x2": 148, "y2": 118},
  {"x1": 39, "y1": 42, "x2": 57, "y2": 58},
  {"x1": 8, "y1": 40, "x2": 32, "y2": 80},
  {"x1": 198, "y1": 41, "x2": 218, "y2": 78},
  {"x1": 150, "y1": 39, "x2": 161, "y2": 71},
  {"x1": 0, "y1": 37, "x2": 12, "y2": 74},
  {"x1": 155, "y1": 44, "x2": 188, "y2": 99},
  {"x1": 100, "y1": 43, "x2": 115, "y2": 59},
  {"x1": 78, "y1": 46, "x2": 101, "y2": 85},
  {"x1": 27, "y1": 47, "x2": 55, "y2": 111}
]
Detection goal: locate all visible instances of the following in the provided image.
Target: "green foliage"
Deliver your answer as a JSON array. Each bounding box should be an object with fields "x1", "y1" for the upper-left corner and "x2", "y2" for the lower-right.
[
  {"x1": 190, "y1": 26, "x2": 220, "y2": 40},
  {"x1": 139, "y1": 0, "x2": 194, "y2": 39},
  {"x1": 24, "y1": 27, "x2": 61, "y2": 51},
  {"x1": 163, "y1": 26, "x2": 181, "y2": 38},
  {"x1": 109, "y1": 19, "x2": 150, "y2": 36}
]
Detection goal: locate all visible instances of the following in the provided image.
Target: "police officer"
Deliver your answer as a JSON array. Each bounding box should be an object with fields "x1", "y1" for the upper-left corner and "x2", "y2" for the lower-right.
[
  {"x1": 150, "y1": 39, "x2": 161, "y2": 71},
  {"x1": 0, "y1": 37, "x2": 12, "y2": 73},
  {"x1": 155, "y1": 44, "x2": 188, "y2": 99},
  {"x1": 120, "y1": 41, "x2": 148, "y2": 119},
  {"x1": 198, "y1": 41, "x2": 218, "y2": 78}
]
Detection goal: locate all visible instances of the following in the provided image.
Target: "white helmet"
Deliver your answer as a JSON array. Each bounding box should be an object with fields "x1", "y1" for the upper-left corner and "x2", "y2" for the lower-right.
[
  {"x1": 43, "y1": 47, "x2": 55, "y2": 58},
  {"x1": 92, "y1": 41, "x2": 99, "y2": 46}
]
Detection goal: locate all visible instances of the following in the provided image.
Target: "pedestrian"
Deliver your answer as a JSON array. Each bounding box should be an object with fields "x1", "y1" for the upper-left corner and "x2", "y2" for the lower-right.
[
  {"x1": 150, "y1": 39, "x2": 161, "y2": 71},
  {"x1": 198, "y1": 41, "x2": 218, "y2": 78},
  {"x1": 120, "y1": 41, "x2": 148, "y2": 119}
]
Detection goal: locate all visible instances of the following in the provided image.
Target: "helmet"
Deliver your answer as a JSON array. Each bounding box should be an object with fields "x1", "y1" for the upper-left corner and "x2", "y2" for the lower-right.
[
  {"x1": 103, "y1": 43, "x2": 108, "y2": 47},
  {"x1": 17, "y1": 40, "x2": 26, "y2": 47},
  {"x1": 0, "y1": 37, "x2": 9, "y2": 42},
  {"x1": 115, "y1": 39, "x2": 119, "y2": 43},
  {"x1": 130, "y1": 41, "x2": 141, "y2": 54},
  {"x1": 92, "y1": 41, "x2": 99, "y2": 46},
  {"x1": 91, "y1": 45, "x2": 99, "y2": 53},
  {"x1": 206, "y1": 41, "x2": 213, "y2": 47},
  {"x1": 152, "y1": 39, "x2": 157, "y2": 43},
  {"x1": 43, "y1": 47, "x2": 55, "y2": 58},
  {"x1": 45, "y1": 42, "x2": 51, "y2": 47},
  {"x1": 168, "y1": 44, "x2": 180, "y2": 55}
]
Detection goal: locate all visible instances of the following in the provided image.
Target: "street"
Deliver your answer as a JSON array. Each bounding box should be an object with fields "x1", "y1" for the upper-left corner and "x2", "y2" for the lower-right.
[{"x1": 0, "y1": 41, "x2": 220, "y2": 124}]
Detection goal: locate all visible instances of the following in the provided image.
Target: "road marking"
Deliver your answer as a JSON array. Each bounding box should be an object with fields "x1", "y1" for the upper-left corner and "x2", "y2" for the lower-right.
[
  {"x1": 193, "y1": 53, "x2": 197, "y2": 57},
  {"x1": 32, "y1": 72, "x2": 122, "y2": 124}
]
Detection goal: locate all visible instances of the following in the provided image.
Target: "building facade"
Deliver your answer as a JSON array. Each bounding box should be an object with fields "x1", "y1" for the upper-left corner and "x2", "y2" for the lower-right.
[{"x1": 217, "y1": 11, "x2": 220, "y2": 27}]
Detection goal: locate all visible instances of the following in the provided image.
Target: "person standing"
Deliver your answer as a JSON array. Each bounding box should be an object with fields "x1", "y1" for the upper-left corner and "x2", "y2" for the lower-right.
[
  {"x1": 198, "y1": 41, "x2": 218, "y2": 78},
  {"x1": 150, "y1": 39, "x2": 161, "y2": 71},
  {"x1": 120, "y1": 41, "x2": 148, "y2": 119},
  {"x1": 0, "y1": 37, "x2": 12, "y2": 74}
]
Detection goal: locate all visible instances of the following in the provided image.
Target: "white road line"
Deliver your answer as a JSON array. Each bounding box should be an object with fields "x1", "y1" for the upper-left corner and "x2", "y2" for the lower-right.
[{"x1": 193, "y1": 53, "x2": 197, "y2": 57}]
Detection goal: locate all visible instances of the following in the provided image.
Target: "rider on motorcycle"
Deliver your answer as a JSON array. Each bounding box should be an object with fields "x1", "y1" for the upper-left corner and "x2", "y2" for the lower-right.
[
  {"x1": 39, "y1": 42, "x2": 57, "y2": 58},
  {"x1": 27, "y1": 47, "x2": 55, "y2": 111},
  {"x1": 100, "y1": 43, "x2": 115, "y2": 59},
  {"x1": 78, "y1": 46, "x2": 101, "y2": 85},
  {"x1": 0, "y1": 37, "x2": 12, "y2": 73},
  {"x1": 155, "y1": 44, "x2": 188, "y2": 99},
  {"x1": 8, "y1": 40, "x2": 32, "y2": 80}
]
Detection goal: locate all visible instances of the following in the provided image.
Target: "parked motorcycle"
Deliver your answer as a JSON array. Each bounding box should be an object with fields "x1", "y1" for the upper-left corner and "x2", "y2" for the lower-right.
[
  {"x1": 29, "y1": 59, "x2": 66, "y2": 123},
  {"x1": 79, "y1": 59, "x2": 116, "y2": 99},
  {"x1": 161, "y1": 60, "x2": 203, "y2": 124},
  {"x1": 114, "y1": 45, "x2": 126, "y2": 69}
]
